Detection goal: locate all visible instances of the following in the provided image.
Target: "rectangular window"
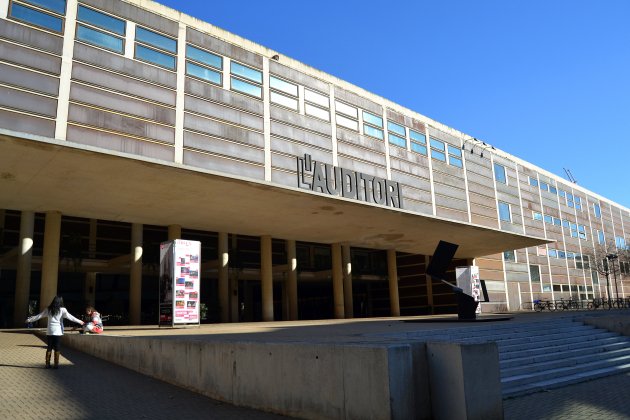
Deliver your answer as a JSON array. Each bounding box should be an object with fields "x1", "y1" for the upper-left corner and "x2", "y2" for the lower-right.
[
  {"x1": 503, "y1": 250, "x2": 516, "y2": 262},
  {"x1": 335, "y1": 102, "x2": 358, "y2": 131},
  {"x1": 363, "y1": 111, "x2": 384, "y2": 140},
  {"x1": 21, "y1": 0, "x2": 66, "y2": 14},
  {"x1": 553, "y1": 217, "x2": 561, "y2": 226},
  {"x1": 548, "y1": 249, "x2": 557, "y2": 258},
  {"x1": 186, "y1": 44, "x2": 222, "y2": 85},
  {"x1": 77, "y1": 5, "x2": 125, "y2": 35},
  {"x1": 186, "y1": 62, "x2": 221, "y2": 85},
  {"x1": 494, "y1": 163, "x2": 507, "y2": 184},
  {"x1": 270, "y1": 75, "x2": 298, "y2": 110},
  {"x1": 9, "y1": 2, "x2": 64, "y2": 32},
  {"x1": 305, "y1": 103, "x2": 330, "y2": 121},
  {"x1": 409, "y1": 130, "x2": 427, "y2": 155},
  {"x1": 562, "y1": 219, "x2": 570, "y2": 228},
  {"x1": 544, "y1": 215, "x2": 553, "y2": 224},
  {"x1": 594, "y1": 203, "x2": 601, "y2": 218},
  {"x1": 135, "y1": 26, "x2": 177, "y2": 70},
  {"x1": 540, "y1": 182, "x2": 549, "y2": 192},
  {"x1": 591, "y1": 270, "x2": 599, "y2": 284},
  {"x1": 304, "y1": 89, "x2": 330, "y2": 121},
  {"x1": 598, "y1": 230, "x2": 605, "y2": 245},
  {"x1": 186, "y1": 45, "x2": 222, "y2": 69},
  {"x1": 448, "y1": 145, "x2": 463, "y2": 168},
  {"x1": 336, "y1": 114, "x2": 359, "y2": 131},
  {"x1": 533, "y1": 212, "x2": 542, "y2": 221},
  {"x1": 529, "y1": 177, "x2": 538, "y2": 187},
  {"x1": 76, "y1": 25, "x2": 123, "y2": 52},
  {"x1": 549, "y1": 186, "x2": 557, "y2": 194},
  {"x1": 616, "y1": 236, "x2": 627, "y2": 249},
  {"x1": 530, "y1": 265, "x2": 541, "y2": 282},
  {"x1": 387, "y1": 121, "x2": 406, "y2": 148},
  {"x1": 76, "y1": 5, "x2": 125, "y2": 53},
  {"x1": 578, "y1": 225, "x2": 587, "y2": 240},
  {"x1": 498, "y1": 201, "x2": 511, "y2": 222},
  {"x1": 230, "y1": 61, "x2": 262, "y2": 98},
  {"x1": 430, "y1": 138, "x2": 446, "y2": 162}
]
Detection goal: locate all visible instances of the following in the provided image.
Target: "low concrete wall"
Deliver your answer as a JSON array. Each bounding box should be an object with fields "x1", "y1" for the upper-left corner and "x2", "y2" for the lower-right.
[
  {"x1": 61, "y1": 334, "x2": 430, "y2": 419},
  {"x1": 582, "y1": 316, "x2": 630, "y2": 337}
]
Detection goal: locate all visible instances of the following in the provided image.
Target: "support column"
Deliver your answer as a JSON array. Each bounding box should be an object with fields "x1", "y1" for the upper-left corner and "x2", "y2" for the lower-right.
[
  {"x1": 286, "y1": 240, "x2": 298, "y2": 321},
  {"x1": 342, "y1": 245, "x2": 353, "y2": 318},
  {"x1": 14, "y1": 211, "x2": 34, "y2": 326},
  {"x1": 168, "y1": 224, "x2": 181, "y2": 241},
  {"x1": 218, "y1": 232, "x2": 229, "y2": 323},
  {"x1": 40, "y1": 211, "x2": 61, "y2": 312},
  {"x1": 84, "y1": 272, "x2": 96, "y2": 307},
  {"x1": 331, "y1": 243, "x2": 345, "y2": 319},
  {"x1": 388, "y1": 249, "x2": 401, "y2": 317},
  {"x1": 261, "y1": 235, "x2": 274, "y2": 321},
  {"x1": 129, "y1": 223, "x2": 143, "y2": 325},
  {"x1": 425, "y1": 255, "x2": 434, "y2": 314}
]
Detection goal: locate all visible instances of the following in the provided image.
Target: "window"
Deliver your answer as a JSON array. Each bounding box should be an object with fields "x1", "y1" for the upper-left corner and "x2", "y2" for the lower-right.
[
  {"x1": 493, "y1": 163, "x2": 506, "y2": 184},
  {"x1": 578, "y1": 225, "x2": 587, "y2": 240},
  {"x1": 9, "y1": 0, "x2": 66, "y2": 33},
  {"x1": 594, "y1": 203, "x2": 601, "y2": 218},
  {"x1": 570, "y1": 222, "x2": 578, "y2": 238},
  {"x1": 75, "y1": 5, "x2": 125, "y2": 53},
  {"x1": 529, "y1": 177, "x2": 538, "y2": 187},
  {"x1": 574, "y1": 196, "x2": 582, "y2": 211},
  {"x1": 447, "y1": 145, "x2": 463, "y2": 168},
  {"x1": 544, "y1": 215, "x2": 553, "y2": 224},
  {"x1": 576, "y1": 254, "x2": 590, "y2": 270},
  {"x1": 591, "y1": 270, "x2": 599, "y2": 284},
  {"x1": 186, "y1": 45, "x2": 222, "y2": 85},
  {"x1": 566, "y1": 192, "x2": 574, "y2": 208},
  {"x1": 304, "y1": 89, "x2": 330, "y2": 121},
  {"x1": 409, "y1": 130, "x2": 427, "y2": 155},
  {"x1": 540, "y1": 181, "x2": 549, "y2": 192},
  {"x1": 230, "y1": 61, "x2": 262, "y2": 98},
  {"x1": 429, "y1": 138, "x2": 446, "y2": 162},
  {"x1": 135, "y1": 26, "x2": 177, "y2": 70},
  {"x1": 616, "y1": 236, "x2": 627, "y2": 249},
  {"x1": 498, "y1": 201, "x2": 511, "y2": 222},
  {"x1": 533, "y1": 211, "x2": 543, "y2": 221},
  {"x1": 549, "y1": 186, "x2": 557, "y2": 195},
  {"x1": 335, "y1": 101, "x2": 358, "y2": 131},
  {"x1": 597, "y1": 230, "x2": 605, "y2": 245},
  {"x1": 503, "y1": 250, "x2": 516, "y2": 262},
  {"x1": 362, "y1": 111, "x2": 384, "y2": 140},
  {"x1": 530, "y1": 265, "x2": 541, "y2": 282},
  {"x1": 387, "y1": 121, "x2": 406, "y2": 148},
  {"x1": 270, "y1": 75, "x2": 298, "y2": 110},
  {"x1": 553, "y1": 217, "x2": 561, "y2": 226}
]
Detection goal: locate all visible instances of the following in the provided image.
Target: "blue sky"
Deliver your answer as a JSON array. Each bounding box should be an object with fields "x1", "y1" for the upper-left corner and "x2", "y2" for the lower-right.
[{"x1": 159, "y1": 0, "x2": 630, "y2": 208}]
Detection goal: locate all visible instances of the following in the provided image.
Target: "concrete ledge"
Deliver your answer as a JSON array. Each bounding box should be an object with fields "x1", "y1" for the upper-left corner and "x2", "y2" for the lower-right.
[
  {"x1": 582, "y1": 315, "x2": 630, "y2": 337},
  {"x1": 60, "y1": 333, "x2": 429, "y2": 419}
]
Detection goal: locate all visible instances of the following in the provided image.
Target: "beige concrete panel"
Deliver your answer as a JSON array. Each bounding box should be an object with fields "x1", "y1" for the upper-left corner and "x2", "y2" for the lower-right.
[
  {"x1": 185, "y1": 78, "x2": 263, "y2": 115},
  {"x1": 187, "y1": 27, "x2": 263, "y2": 68},
  {"x1": 496, "y1": 191, "x2": 521, "y2": 207},
  {"x1": 334, "y1": 87, "x2": 382, "y2": 114},
  {"x1": 72, "y1": 63, "x2": 176, "y2": 106},
  {"x1": 185, "y1": 95, "x2": 263, "y2": 131},
  {"x1": 81, "y1": 0, "x2": 179, "y2": 36},
  {"x1": 479, "y1": 269, "x2": 505, "y2": 281},
  {"x1": 70, "y1": 83, "x2": 176, "y2": 125},
  {"x1": 270, "y1": 121, "x2": 332, "y2": 150},
  {"x1": 0, "y1": 108, "x2": 54, "y2": 137},
  {"x1": 433, "y1": 183, "x2": 467, "y2": 201},
  {"x1": 471, "y1": 214, "x2": 497, "y2": 228},
  {"x1": 402, "y1": 200, "x2": 433, "y2": 215},
  {"x1": 73, "y1": 43, "x2": 177, "y2": 88},
  {"x1": 336, "y1": 156, "x2": 387, "y2": 179},
  {"x1": 401, "y1": 186, "x2": 432, "y2": 203},
  {"x1": 0, "y1": 40, "x2": 61, "y2": 74},
  {"x1": 183, "y1": 149, "x2": 264, "y2": 180},
  {"x1": 270, "y1": 106, "x2": 331, "y2": 137},
  {"x1": 541, "y1": 196, "x2": 559, "y2": 209},
  {"x1": 467, "y1": 181, "x2": 496, "y2": 199},
  {"x1": 470, "y1": 203, "x2": 498, "y2": 219},
  {"x1": 0, "y1": 62, "x2": 59, "y2": 95},
  {"x1": 432, "y1": 170, "x2": 466, "y2": 189},
  {"x1": 336, "y1": 128, "x2": 386, "y2": 154},
  {"x1": 270, "y1": 169, "x2": 297, "y2": 188},
  {"x1": 436, "y1": 206, "x2": 468, "y2": 222},
  {"x1": 184, "y1": 116, "x2": 264, "y2": 148},
  {"x1": 505, "y1": 261, "x2": 528, "y2": 273},
  {"x1": 67, "y1": 125, "x2": 175, "y2": 161},
  {"x1": 0, "y1": 86, "x2": 57, "y2": 117},
  {"x1": 434, "y1": 194, "x2": 468, "y2": 212},
  {"x1": 466, "y1": 171, "x2": 495, "y2": 189},
  {"x1": 336, "y1": 142, "x2": 388, "y2": 169},
  {"x1": 184, "y1": 131, "x2": 264, "y2": 164},
  {"x1": 68, "y1": 104, "x2": 175, "y2": 143},
  {"x1": 496, "y1": 182, "x2": 520, "y2": 196},
  {"x1": 465, "y1": 159, "x2": 493, "y2": 176},
  {"x1": 389, "y1": 173, "x2": 431, "y2": 195},
  {"x1": 270, "y1": 141, "x2": 332, "y2": 168},
  {"x1": 506, "y1": 271, "x2": 530, "y2": 282},
  {"x1": 477, "y1": 258, "x2": 504, "y2": 271},
  {"x1": 500, "y1": 221, "x2": 524, "y2": 235},
  {"x1": 0, "y1": 19, "x2": 63, "y2": 53},
  {"x1": 386, "y1": 109, "x2": 425, "y2": 132},
  {"x1": 389, "y1": 157, "x2": 431, "y2": 179},
  {"x1": 269, "y1": 61, "x2": 329, "y2": 93}
]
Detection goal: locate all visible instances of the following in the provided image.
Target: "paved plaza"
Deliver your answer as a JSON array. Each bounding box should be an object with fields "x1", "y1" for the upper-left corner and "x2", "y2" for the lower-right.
[{"x1": 2, "y1": 312, "x2": 630, "y2": 419}]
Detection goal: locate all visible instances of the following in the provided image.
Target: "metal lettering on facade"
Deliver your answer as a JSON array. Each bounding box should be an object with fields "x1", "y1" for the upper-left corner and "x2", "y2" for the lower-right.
[{"x1": 296, "y1": 154, "x2": 403, "y2": 209}]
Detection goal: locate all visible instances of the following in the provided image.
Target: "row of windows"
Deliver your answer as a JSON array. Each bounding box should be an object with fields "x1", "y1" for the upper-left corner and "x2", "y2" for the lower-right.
[
  {"x1": 528, "y1": 176, "x2": 584, "y2": 211},
  {"x1": 506, "y1": 249, "x2": 590, "y2": 270},
  {"x1": 532, "y1": 212, "x2": 588, "y2": 240}
]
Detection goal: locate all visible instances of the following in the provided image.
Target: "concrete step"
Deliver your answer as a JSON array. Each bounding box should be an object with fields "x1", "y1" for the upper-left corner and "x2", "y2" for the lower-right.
[
  {"x1": 501, "y1": 353, "x2": 630, "y2": 389},
  {"x1": 499, "y1": 335, "x2": 628, "y2": 361},
  {"x1": 500, "y1": 340, "x2": 630, "y2": 369},
  {"x1": 499, "y1": 331, "x2": 620, "y2": 357},
  {"x1": 450, "y1": 323, "x2": 593, "y2": 343},
  {"x1": 464, "y1": 326, "x2": 599, "y2": 347},
  {"x1": 501, "y1": 347, "x2": 630, "y2": 377},
  {"x1": 502, "y1": 362, "x2": 630, "y2": 398}
]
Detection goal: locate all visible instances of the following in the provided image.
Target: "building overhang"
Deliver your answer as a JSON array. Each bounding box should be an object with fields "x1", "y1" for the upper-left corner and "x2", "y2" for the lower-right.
[{"x1": 0, "y1": 130, "x2": 549, "y2": 258}]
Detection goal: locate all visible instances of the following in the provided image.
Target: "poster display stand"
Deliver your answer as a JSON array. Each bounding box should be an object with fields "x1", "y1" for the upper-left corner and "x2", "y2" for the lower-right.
[
  {"x1": 456, "y1": 265, "x2": 482, "y2": 316},
  {"x1": 159, "y1": 240, "x2": 201, "y2": 327}
]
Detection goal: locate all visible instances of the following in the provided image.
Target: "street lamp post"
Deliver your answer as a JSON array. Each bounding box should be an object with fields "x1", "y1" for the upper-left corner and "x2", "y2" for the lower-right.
[{"x1": 606, "y1": 254, "x2": 619, "y2": 299}]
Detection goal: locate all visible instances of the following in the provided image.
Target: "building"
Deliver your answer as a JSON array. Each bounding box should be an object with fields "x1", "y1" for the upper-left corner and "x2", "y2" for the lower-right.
[{"x1": 1, "y1": 0, "x2": 628, "y2": 327}]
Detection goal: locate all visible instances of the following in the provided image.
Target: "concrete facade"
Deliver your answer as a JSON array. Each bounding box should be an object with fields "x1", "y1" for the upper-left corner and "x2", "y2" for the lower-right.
[{"x1": 0, "y1": 0, "x2": 629, "y2": 325}]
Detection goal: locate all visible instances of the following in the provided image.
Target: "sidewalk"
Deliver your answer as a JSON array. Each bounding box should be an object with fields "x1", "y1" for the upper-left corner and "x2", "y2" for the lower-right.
[{"x1": 0, "y1": 330, "x2": 290, "y2": 420}]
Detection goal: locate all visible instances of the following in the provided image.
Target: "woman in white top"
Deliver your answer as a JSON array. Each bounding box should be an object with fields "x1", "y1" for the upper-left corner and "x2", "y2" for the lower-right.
[{"x1": 26, "y1": 295, "x2": 84, "y2": 369}]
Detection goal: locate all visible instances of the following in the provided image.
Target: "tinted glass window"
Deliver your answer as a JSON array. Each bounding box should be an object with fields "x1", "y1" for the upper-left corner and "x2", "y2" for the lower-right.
[
  {"x1": 363, "y1": 125, "x2": 384, "y2": 140},
  {"x1": 270, "y1": 76, "x2": 298, "y2": 97},
  {"x1": 78, "y1": 5, "x2": 125, "y2": 35},
  {"x1": 231, "y1": 77, "x2": 262, "y2": 98},
  {"x1": 270, "y1": 91, "x2": 298, "y2": 110},
  {"x1": 387, "y1": 121, "x2": 405, "y2": 136},
  {"x1": 411, "y1": 142, "x2": 427, "y2": 155},
  {"x1": 494, "y1": 163, "x2": 506, "y2": 184},
  {"x1": 77, "y1": 24, "x2": 123, "y2": 52},
  {"x1": 186, "y1": 62, "x2": 221, "y2": 85},
  {"x1": 409, "y1": 130, "x2": 426, "y2": 143},
  {"x1": 389, "y1": 134, "x2": 406, "y2": 147},
  {"x1": 231, "y1": 62, "x2": 262, "y2": 83},
  {"x1": 136, "y1": 27, "x2": 176, "y2": 53},
  {"x1": 23, "y1": 0, "x2": 66, "y2": 14},
  {"x1": 430, "y1": 138, "x2": 445, "y2": 151},
  {"x1": 186, "y1": 45, "x2": 222, "y2": 69},
  {"x1": 363, "y1": 111, "x2": 383, "y2": 128},
  {"x1": 10, "y1": 3, "x2": 62, "y2": 32},
  {"x1": 136, "y1": 44, "x2": 176, "y2": 69},
  {"x1": 499, "y1": 202, "x2": 511, "y2": 222}
]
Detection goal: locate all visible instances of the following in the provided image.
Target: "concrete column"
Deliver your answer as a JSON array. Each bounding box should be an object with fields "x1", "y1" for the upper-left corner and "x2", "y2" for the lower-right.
[
  {"x1": 84, "y1": 272, "x2": 96, "y2": 307},
  {"x1": 261, "y1": 235, "x2": 274, "y2": 321},
  {"x1": 13, "y1": 211, "x2": 34, "y2": 326},
  {"x1": 129, "y1": 223, "x2": 143, "y2": 325},
  {"x1": 218, "y1": 232, "x2": 229, "y2": 323},
  {"x1": 168, "y1": 224, "x2": 181, "y2": 241},
  {"x1": 342, "y1": 245, "x2": 353, "y2": 318},
  {"x1": 331, "y1": 243, "x2": 345, "y2": 319},
  {"x1": 229, "y1": 235, "x2": 239, "y2": 322},
  {"x1": 286, "y1": 240, "x2": 298, "y2": 321},
  {"x1": 388, "y1": 249, "x2": 401, "y2": 317},
  {"x1": 425, "y1": 255, "x2": 434, "y2": 314},
  {"x1": 40, "y1": 211, "x2": 61, "y2": 311}
]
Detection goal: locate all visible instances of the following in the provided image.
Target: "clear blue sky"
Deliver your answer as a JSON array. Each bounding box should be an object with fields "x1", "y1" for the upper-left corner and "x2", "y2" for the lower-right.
[{"x1": 159, "y1": 0, "x2": 630, "y2": 209}]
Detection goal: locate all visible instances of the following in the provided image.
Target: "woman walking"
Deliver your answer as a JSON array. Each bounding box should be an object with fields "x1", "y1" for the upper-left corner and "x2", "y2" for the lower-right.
[{"x1": 26, "y1": 296, "x2": 84, "y2": 369}]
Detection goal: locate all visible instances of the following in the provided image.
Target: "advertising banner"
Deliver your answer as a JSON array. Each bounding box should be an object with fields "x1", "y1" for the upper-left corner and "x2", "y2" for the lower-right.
[
  {"x1": 456, "y1": 265, "x2": 482, "y2": 314},
  {"x1": 159, "y1": 240, "x2": 201, "y2": 326}
]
